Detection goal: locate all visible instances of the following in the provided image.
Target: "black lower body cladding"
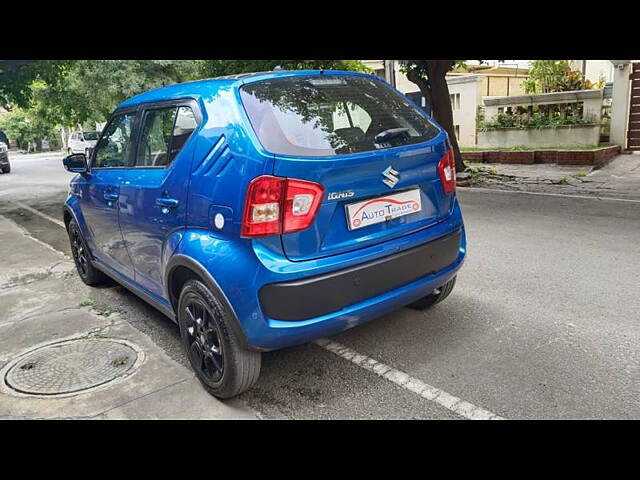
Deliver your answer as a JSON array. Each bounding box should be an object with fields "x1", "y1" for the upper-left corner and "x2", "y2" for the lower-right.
[{"x1": 259, "y1": 229, "x2": 462, "y2": 321}]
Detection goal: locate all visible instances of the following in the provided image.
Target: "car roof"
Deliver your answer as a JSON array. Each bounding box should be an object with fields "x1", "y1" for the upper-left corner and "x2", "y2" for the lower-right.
[{"x1": 116, "y1": 70, "x2": 374, "y2": 110}]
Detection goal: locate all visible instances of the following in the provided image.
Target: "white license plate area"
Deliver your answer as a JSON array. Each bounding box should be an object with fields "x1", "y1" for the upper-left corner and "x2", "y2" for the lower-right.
[{"x1": 345, "y1": 188, "x2": 422, "y2": 230}]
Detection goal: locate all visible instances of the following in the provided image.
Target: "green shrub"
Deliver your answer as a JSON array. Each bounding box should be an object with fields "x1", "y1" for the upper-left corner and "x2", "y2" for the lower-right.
[{"x1": 478, "y1": 111, "x2": 595, "y2": 131}]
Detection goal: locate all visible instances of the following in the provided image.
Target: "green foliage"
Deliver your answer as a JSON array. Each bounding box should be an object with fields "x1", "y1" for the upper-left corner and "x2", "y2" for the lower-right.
[
  {"x1": 522, "y1": 60, "x2": 603, "y2": 94},
  {"x1": 478, "y1": 111, "x2": 595, "y2": 131},
  {"x1": 0, "y1": 60, "x2": 73, "y2": 109},
  {"x1": 42, "y1": 60, "x2": 204, "y2": 127},
  {"x1": 198, "y1": 60, "x2": 371, "y2": 78},
  {"x1": 0, "y1": 104, "x2": 60, "y2": 150}
]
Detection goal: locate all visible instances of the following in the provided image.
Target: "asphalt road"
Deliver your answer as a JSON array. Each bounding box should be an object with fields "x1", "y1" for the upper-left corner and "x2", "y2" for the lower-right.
[{"x1": 1, "y1": 151, "x2": 638, "y2": 419}]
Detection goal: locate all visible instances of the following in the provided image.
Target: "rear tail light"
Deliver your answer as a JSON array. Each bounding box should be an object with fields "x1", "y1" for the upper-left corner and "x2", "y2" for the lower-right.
[
  {"x1": 437, "y1": 147, "x2": 456, "y2": 195},
  {"x1": 241, "y1": 175, "x2": 324, "y2": 237}
]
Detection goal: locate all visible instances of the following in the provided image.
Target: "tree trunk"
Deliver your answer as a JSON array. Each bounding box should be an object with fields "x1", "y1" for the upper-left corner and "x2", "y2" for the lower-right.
[
  {"x1": 61, "y1": 127, "x2": 68, "y2": 151},
  {"x1": 406, "y1": 61, "x2": 466, "y2": 173},
  {"x1": 425, "y1": 61, "x2": 465, "y2": 172},
  {"x1": 406, "y1": 69, "x2": 433, "y2": 116}
]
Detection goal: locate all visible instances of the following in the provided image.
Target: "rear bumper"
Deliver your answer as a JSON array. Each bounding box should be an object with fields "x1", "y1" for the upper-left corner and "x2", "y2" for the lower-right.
[
  {"x1": 260, "y1": 229, "x2": 461, "y2": 321},
  {"x1": 253, "y1": 228, "x2": 465, "y2": 350}
]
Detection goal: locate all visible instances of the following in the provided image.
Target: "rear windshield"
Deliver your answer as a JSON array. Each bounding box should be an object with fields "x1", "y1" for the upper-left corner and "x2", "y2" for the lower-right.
[
  {"x1": 240, "y1": 75, "x2": 440, "y2": 157},
  {"x1": 83, "y1": 132, "x2": 99, "y2": 140}
]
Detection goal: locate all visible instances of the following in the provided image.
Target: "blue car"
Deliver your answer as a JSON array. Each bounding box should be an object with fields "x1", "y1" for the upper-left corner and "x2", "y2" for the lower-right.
[{"x1": 62, "y1": 70, "x2": 466, "y2": 398}]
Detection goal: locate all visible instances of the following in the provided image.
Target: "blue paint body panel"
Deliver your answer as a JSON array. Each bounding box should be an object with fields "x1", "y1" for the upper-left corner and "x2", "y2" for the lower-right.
[{"x1": 64, "y1": 70, "x2": 467, "y2": 351}]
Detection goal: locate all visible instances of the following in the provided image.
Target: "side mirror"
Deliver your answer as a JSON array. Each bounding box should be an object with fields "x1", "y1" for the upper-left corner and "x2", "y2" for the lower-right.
[{"x1": 63, "y1": 153, "x2": 89, "y2": 174}]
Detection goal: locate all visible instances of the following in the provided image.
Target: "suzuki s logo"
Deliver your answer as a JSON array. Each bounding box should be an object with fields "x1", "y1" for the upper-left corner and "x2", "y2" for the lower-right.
[{"x1": 382, "y1": 166, "x2": 400, "y2": 189}]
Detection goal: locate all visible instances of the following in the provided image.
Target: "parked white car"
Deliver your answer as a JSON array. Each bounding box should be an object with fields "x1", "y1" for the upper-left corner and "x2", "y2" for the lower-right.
[{"x1": 67, "y1": 131, "x2": 100, "y2": 156}]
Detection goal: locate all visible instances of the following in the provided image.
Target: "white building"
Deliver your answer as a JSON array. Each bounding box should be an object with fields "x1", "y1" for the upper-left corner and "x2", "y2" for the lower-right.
[{"x1": 570, "y1": 60, "x2": 615, "y2": 84}]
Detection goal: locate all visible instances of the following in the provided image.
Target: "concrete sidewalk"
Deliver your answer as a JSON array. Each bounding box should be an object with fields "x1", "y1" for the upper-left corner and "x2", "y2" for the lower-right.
[
  {"x1": 0, "y1": 213, "x2": 257, "y2": 419},
  {"x1": 467, "y1": 153, "x2": 640, "y2": 200},
  {"x1": 0, "y1": 215, "x2": 73, "y2": 288}
]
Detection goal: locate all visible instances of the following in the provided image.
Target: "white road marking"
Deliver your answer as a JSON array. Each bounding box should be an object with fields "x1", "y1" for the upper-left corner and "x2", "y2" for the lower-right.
[
  {"x1": 6, "y1": 200, "x2": 66, "y2": 228},
  {"x1": 314, "y1": 338, "x2": 504, "y2": 420},
  {"x1": 459, "y1": 186, "x2": 640, "y2": 204}
]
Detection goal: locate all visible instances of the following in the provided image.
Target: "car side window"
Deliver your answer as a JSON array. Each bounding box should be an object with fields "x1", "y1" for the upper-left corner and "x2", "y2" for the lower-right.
[
  {"x1": 135, "y1": 107, "x2": 177, "y2": 167},
  {"x1": 168, "y1": 106, "x2": 198, "y2": 164},
  {"x1": 93, "y1": 113, "x2": 137, "y2": 168},
  {"x1": 134, "y1": 105, "x2": 198, "y2": 168}
]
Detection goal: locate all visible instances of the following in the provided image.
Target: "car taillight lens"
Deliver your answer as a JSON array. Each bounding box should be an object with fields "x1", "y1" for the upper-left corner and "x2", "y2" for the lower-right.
[
  {"x1": 437, "y1": 147, "x2": 456, "y2": 195},
  {"x1": 241, "y1": 175, "x2": 284, "y2": 237},
  {"x1": 283, "y1": 179, "x2": 324, "y2": 233},
  {"x1": 241, "y1": 175, "x2": 324, "y2": 237}
]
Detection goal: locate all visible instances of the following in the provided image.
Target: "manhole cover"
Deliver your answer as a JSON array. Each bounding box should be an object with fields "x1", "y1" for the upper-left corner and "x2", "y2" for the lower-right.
[{"x1": 4, "y1": 339, "x2": 139, "y2": 396}]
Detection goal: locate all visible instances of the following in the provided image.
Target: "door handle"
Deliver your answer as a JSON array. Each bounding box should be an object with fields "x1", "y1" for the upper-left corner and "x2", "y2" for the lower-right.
[
  {"x1": 156, "y1": 197, "x2": 179, "y2": 209},
  {"x1": 104, "y1": 192, "x2": 119, "y2": 201}
]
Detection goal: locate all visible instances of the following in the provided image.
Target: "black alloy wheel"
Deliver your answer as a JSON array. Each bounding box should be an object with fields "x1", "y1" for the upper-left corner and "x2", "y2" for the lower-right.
[{"x1": 182, "y1": 295, "x2": 225, "y2": 382}]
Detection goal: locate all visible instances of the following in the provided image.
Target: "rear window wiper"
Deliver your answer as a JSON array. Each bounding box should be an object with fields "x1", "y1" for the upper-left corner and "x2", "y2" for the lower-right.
[{"x1": 374, "y1": 128, "x2": 410, "y2": 144}]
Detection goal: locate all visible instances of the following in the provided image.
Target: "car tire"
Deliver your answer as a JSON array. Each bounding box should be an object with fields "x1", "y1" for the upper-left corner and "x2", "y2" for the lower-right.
[
  {"x1": 1, "y1": 165, "x2": 9, "y2": 174},
  {"x1": 407, "y1": 275, "x2": 457, "y2": 310},
  {"x1": 178, "y1": 279, "x2": 261, "y2": 399},
  {"x1": 67, "y1": 219, "x2": 107, "y2": 286}
]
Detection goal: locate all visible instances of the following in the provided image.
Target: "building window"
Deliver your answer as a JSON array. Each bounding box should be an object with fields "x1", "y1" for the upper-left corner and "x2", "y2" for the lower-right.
[{"x1": 450, "y1": 93, "x2": 460, "y2": 110}]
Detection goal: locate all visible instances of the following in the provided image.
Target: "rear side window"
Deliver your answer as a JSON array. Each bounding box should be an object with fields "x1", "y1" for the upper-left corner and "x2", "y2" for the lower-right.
[
  {"x1": 240, "y1": 75, "x2": 440, "y2": 157},
  {"x1": 134, "y1": 106, "x2": 198, "y2": 168},
  {"x1": 168, "y1": 107, "x2": 198, "y2": 163}
]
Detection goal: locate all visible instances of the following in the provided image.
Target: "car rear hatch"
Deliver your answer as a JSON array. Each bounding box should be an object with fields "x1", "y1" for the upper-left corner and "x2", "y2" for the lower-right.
[
  {"x1": 273, "y1": 140, "x2": 452, "y2": 261},
  {"x1": 240, "y1": 72, "x2": 454, "y2": 262}
]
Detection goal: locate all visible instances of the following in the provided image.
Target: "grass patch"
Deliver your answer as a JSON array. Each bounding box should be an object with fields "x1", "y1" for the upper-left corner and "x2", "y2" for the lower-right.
[
  {"x1": 78, "y1": 300, "x2": 93, "y2": 307},
  {"x1": 557, "y1": 172, "x2": 588, "y2": 184},
  {"x1": 465, "y1": 163, "x2": 499, "y2": 183}
]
